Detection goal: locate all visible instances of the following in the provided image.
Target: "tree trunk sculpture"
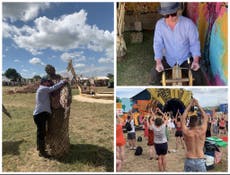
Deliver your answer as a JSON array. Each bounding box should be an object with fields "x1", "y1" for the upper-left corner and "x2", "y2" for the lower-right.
[{"x1": 44, "y1": 64, "x2": 72, "y2": 158}]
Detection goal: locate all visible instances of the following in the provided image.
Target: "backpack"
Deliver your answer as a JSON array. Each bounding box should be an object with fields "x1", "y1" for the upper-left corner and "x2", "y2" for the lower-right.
[
  {"x1": 204, "y1": 140, "x2": 220, "y2": 170},
  {"x1": 125, "y1": 121, "x2": 132, "y2": 132},
  {"x1": 137, "y1": 136, "x2": 142, "y2": 142},
  {"x1": 134, "y1": 146, "x2": 143, "y2": 156},
  {"x1": 204, "y1": 154, "x2": 215, "y2": 170}
]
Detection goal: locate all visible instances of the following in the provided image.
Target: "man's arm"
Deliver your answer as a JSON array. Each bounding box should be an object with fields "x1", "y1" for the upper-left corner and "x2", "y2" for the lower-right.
[
  {"x1": 153, "y1": 21, "x2": 164, "y2": 72},
  {"x1": 181, "y1": 99, "x2": 194, "y2": 133},
  {"x1": 188, "y1": 20, "x2": 201, "y2": 71},
  {"x1": 175, "y1": 109, "x2": 180, "y2": 120},
  {"x1": 48, "y1": 80, "x2": 67, "y2": 92},
  {"x1": 194, "y1": 99, "x2": 208, "y2": 132}
]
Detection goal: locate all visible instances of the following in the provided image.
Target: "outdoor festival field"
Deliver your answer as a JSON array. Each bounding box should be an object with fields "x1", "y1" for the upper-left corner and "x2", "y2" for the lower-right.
[
  {"x1": 2, "y1": 87, "x2": 114, "y2": 172},
  {"x1": 120, "y1": 130, "x2": 228, "y2": 172}
]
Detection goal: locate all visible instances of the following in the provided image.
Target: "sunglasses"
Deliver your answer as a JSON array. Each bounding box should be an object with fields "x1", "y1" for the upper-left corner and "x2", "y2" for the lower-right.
[{"x1": 164, "y1": 12, "x2": 177, "y2": 18}]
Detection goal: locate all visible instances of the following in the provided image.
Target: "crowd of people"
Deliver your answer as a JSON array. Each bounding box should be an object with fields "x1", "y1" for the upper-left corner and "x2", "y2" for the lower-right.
[{"x1": 116, "y1": 98, "x2": 228, "y2": 172}]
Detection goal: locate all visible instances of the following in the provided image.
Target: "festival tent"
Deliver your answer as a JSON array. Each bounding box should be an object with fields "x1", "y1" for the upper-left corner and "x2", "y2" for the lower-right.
[
  {"x1": 131, "y1": 88, "x2": 193, "y2": 117},
  {"x1": 94, "y1": 76, "x2": 109, "y2": 86}
]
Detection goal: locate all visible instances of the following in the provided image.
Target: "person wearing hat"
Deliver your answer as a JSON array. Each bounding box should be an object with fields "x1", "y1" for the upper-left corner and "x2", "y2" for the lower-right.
[
  {"x1": 33, "y1": 76, "x2": 67, "y2": 158},
  {"x1": 181, "y1": 98, "x2": 208, "y2": 172},
  {"x1": 152, "y1": 2, "x2": 204, "y2": 85}
]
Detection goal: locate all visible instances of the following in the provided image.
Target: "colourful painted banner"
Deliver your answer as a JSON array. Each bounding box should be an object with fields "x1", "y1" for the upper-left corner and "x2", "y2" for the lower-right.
[{"x1": 186, "y1": 2, "x2": 228, "y2": 85}]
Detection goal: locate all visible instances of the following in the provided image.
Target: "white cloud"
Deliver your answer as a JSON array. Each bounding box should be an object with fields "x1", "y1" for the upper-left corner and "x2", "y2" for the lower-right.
[
  {"x1": 59, "y1": 71, "x2": 74, "y2": 80},
  {"x1": 185, "y1": 88, "x2": 228, "y2": 107},
  {"x1": 29, "y1": 57, "x2": 45, "y2": 66},
  {"x1": 74, "y1": 63, "x2": 85, "y2": 68},
  {"x1": 77, "y1": 65, "x2": 113, "y2": 77},
  {"x1": 22, "y1": 69, "x2": 28, "y2": 72},
  {"x1": 98, "y1": 57, "x2": 113, "y2": 64},
  {"x1": 3, "y1": 10, "x2": 114, "y2": 56},
  {"x1": 14, "y1": 59, "x2": 20, "y2": 62},
  {"x1": 3, "y1": 3, "x2": 50, "y2": 22},
  {"x1": 60, "y1": 51, "x2": 85, "y2": 62},
  {"x1": 3, "y1": 22, "x2": 19, "y2": 38}
]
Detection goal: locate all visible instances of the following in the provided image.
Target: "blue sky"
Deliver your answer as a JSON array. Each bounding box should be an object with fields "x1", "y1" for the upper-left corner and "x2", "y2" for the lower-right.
[
  {"x1": 116, "y1": 88, "x2": 228, "y2": 107},
  {"x1": 2, "y1": 2, "x2": 114, "y2": 78}
]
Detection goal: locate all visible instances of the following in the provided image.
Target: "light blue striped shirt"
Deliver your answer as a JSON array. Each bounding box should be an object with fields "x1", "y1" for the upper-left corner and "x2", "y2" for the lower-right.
[
  {"x1": 153, "y1": 16, "x2": 201, "y2": 67},
  {"x1": 33, "y1": 80, "x2": 65, "y2": 116}
]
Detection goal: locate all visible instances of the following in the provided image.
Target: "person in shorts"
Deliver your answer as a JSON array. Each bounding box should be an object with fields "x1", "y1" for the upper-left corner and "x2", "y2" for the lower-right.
[
  {"x1": 181, "y1": 98, "x2": 208, "y2": 172},
  {"x1": 126, "y1": 115, "x2": 136, "y2": 150},
  {"x1": 150, "y1": 110, "x2": 168, "y2": 172},
  {"x1": 175, "y1": 110, "x2": 185, "y2": 150}
]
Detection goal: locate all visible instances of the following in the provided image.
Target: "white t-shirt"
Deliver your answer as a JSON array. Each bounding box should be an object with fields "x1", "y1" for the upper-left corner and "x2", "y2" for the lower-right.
[
  {"x1": 152, "y1": 124, "x2": 167, "y2": 144},
  {"x1": 126, "y1": 119, "x2": 135, "y2": 133}
]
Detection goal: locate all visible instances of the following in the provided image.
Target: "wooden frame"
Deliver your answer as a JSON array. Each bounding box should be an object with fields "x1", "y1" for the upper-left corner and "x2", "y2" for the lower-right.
[{"x1": 161, "y1": 64, "x2": 193, "y2": 86}]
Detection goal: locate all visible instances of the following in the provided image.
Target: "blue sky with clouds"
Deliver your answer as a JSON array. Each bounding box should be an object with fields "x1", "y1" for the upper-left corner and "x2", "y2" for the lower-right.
[
  {"x1": 2, "y1": 2, "x2": 114, "y2": 78},
  {"x1": 116, "y1": 88, "x2": 228, "y2": 107}
]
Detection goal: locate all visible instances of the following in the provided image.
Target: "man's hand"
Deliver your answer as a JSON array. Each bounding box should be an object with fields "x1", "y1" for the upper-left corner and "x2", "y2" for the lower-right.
[
  {"x1": 191, "y1": 57, "x2": 200, "y2": 71},
  {"x1": 63, "y1": 79, "x2": 68, "y2": 84},
  {"x1": 155, "y1": 59, "x2": 164, "y2": 72},
  {"x1": 191, "y1": 61, "x2": 200, "y2": 71},
  {"x1": 193, "y1": 98, "x2": 200, "y2": 108}
]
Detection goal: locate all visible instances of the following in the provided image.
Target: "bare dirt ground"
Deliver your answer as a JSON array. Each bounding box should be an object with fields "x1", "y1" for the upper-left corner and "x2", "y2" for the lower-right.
[
  {"x1": 73, "y1": 94, "x2": 114, "y2": 104},
  {"x1": 120, "y1": 130, "x2": 228, "y2": 172}
]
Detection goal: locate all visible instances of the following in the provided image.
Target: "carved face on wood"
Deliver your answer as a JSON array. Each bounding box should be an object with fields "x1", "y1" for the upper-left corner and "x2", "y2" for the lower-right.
[{"x1": 45, "y1": 64, "x2": 56, "y2": 76}]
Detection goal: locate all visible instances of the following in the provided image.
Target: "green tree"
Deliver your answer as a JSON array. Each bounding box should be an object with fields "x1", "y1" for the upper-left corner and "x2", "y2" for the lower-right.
[
  {"x1": 33, "y1": 75, "x2": 42, "y2": 81},
  {"x1": 116, "y1": 97, "x2": 122, "y2": 103},
  {"x1": 107, "y1": 73, "x2": 114, "y2": 88},
  {"x1": 4, "y1": 68, "x2": 22, "y2": 81},
  {"x1": 107, "y1": 73, "x2": 114, "y2": 80}
]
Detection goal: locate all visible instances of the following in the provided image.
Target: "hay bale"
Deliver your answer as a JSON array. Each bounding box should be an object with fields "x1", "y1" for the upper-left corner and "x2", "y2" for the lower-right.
[
  {"x1": 124, "y1": 12, "x2": 161, "y2": 31},
  {"x1": 134, "y1": 21, "x2": 142, "y2": 31},
  {"x1": 130, "y1": 32, "x2": 143, "y2": 43}
]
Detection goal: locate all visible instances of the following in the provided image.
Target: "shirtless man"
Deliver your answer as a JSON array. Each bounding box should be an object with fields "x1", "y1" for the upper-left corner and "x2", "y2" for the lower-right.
[{"x1": 181, "y1": 98, "x2": 208, "y2": 172}]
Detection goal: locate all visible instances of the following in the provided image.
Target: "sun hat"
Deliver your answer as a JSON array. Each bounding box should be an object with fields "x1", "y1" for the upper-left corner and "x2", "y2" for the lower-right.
[{"x1": 158, "y1": 2, "x2": 180, "y2": 15}]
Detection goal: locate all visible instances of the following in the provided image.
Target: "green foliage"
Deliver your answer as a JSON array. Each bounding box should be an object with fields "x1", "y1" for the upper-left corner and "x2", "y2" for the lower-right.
[
  {"x1": 116, "y1": 97, "x2": 122, "y2": 103},
  {"x1": 33, "y1": 75, "x2": 42, "y2": 81},
  {"x1": 4, "y1": 68, "x2": 22, "y2": 81},
  {"x1": 107, "y1": 73, "x2": 114, "y2": 81}
]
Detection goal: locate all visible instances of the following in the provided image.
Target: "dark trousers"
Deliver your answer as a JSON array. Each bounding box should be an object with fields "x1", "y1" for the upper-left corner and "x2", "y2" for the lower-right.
[
  {"x1": 150, "y1": 58, "x2": 206, "y2": 85},
  {"x1": 33, "y1": 112, "x2": 50, "y2": 154}
]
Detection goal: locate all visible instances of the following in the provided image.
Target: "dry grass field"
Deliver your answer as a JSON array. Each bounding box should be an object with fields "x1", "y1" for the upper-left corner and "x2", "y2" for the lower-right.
[{"x1": 2, "y1": 87, "x2": 114, "y2": 172}]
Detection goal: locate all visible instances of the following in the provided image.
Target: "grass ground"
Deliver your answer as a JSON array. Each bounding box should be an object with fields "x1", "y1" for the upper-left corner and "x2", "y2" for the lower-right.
[
  {"x1": 120, "y1": 130, "x2": 228, "y2": 172},
  {"x1": 2, "y1": 86, "x2": 114, "y2": 172},
  {"x1": 117, "y1": 30, "x2": 154, "y2": 86}
]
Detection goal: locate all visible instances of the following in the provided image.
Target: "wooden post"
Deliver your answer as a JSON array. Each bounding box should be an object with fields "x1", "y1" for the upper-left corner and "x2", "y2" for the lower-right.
[{"x1": 117, "y1": 2, "x2": 127, "y2": 59}]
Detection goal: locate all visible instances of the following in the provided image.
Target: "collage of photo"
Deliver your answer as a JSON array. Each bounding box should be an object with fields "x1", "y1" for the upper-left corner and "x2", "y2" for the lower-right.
[{"x1": 2, "y1": 1, "x2": 228, "y2": 174}]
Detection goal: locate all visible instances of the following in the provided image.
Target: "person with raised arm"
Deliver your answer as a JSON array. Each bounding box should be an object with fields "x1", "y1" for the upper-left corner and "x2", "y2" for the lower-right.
[{"x1": 181, "y1": 98, "x2": 208, "y2": 172}]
